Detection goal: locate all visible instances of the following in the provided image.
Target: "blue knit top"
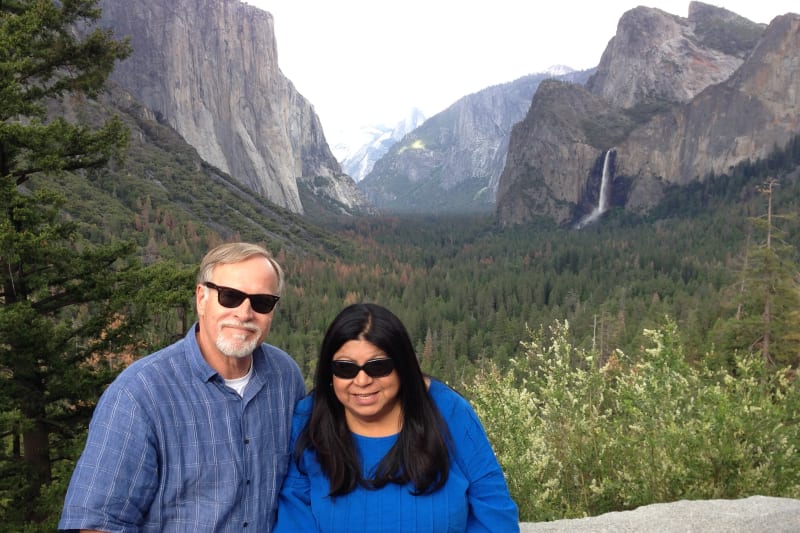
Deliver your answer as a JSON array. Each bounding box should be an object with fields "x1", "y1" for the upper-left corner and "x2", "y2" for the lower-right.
[{"x1": 274, "y1": 379, "x2": 519, "y2": 532}]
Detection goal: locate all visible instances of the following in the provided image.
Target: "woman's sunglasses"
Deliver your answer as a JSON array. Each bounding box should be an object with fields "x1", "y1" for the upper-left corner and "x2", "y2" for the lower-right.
[
  {"x1": 203, "y1": 281, "x2": 280, "y2": 314},
  {"x1": 331, "y1": 358, "x2": 395, "y2": 379}
]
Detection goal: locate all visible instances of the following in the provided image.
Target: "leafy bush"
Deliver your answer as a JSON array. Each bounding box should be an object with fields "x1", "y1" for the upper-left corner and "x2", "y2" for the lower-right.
[{"x1": 464, "y1": 318, "x2": 800, "y2": 521}]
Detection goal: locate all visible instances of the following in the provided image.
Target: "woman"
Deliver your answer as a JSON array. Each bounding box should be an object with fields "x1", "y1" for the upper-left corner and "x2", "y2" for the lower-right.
[{"x1": 275, "y1": 303, "x2": 519, "y2": 532}]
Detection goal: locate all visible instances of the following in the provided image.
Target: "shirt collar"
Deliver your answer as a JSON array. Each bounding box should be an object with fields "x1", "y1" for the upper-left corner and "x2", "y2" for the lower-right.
[
  {"x1": 185, "y1": 323, "x2": 269, "y2": 388},
  {"x1": 186, "y1": 323, "x2": 221, "y2": 383}
]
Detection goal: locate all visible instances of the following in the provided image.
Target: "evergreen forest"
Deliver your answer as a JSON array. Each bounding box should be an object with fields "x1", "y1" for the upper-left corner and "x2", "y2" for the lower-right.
[{"x1": 2, "y1": 1, "x2": 800, "y2": 530}]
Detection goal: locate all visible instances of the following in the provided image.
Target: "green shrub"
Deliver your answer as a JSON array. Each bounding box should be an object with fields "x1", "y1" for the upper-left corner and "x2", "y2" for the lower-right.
[{"x1": 464, "y1": 318, "x2": 800, "y2": 521}]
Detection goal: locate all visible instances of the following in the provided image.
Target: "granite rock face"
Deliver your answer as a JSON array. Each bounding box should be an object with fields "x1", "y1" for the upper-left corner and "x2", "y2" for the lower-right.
[
  {"x1": 494, "y1": 80, "x2": 616, "y2": 226},
  {"x1": 586, "y1": 3, "x2": 757, "y2": 108},
  {"x1": 496, "y1": 2, "x2": 799, "y2": 226},
  {"x1": 616, "y1": 13, "x2": 800, "y2": 191},
  {"x1": 98, "y1": 0, "x2": 370, "y2": 215}
]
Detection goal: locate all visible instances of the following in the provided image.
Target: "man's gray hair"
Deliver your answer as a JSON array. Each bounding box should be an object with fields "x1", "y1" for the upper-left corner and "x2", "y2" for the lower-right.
[{"x1": 197, "y1": 242, "x2": 284, "y2": 295}]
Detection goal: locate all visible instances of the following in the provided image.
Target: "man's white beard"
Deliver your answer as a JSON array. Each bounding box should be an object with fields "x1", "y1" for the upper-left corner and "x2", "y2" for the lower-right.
[{"x1": 216, "y1": 321, "x2": 262, "y2": 359}]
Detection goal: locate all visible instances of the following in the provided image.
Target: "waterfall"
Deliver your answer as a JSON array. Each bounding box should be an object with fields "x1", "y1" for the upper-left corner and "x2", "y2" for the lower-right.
[
  {"x1": 576, "y1": 148, "x2": 614, "y2": 229},
  {"x1": 597, "y1": 148, "x2": 613, "y2": 213}
]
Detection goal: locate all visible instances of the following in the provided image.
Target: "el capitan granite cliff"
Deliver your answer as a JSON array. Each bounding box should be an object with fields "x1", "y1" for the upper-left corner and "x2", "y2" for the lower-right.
[{"x1": 96, "y1": 0, "x2": 372, "y2": 216}]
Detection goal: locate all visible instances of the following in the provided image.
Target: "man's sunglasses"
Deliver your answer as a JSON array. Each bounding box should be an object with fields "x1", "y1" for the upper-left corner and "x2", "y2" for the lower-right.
[
  {"x1": 203, "y1": 281, "x2": 280, "y2": 314},
  {"x1": 331, "y1": 358, "x2": 395, "y2": 379}
]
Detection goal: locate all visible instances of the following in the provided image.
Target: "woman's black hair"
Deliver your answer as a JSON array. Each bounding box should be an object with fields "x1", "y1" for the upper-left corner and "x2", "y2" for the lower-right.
[{"x1": 292, "y1": 303, "x2": 451, "y2": 497}]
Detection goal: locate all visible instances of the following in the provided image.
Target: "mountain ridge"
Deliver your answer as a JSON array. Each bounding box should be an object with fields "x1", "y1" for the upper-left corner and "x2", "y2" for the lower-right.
[{"x1": 358, "y1": 68, "x2": 593, "y2": 214}]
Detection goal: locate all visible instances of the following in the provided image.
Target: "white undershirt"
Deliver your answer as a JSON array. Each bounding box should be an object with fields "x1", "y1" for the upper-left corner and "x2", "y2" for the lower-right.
[{"x1": 224, "y1": 363, "x2": 253, "y2": 397}]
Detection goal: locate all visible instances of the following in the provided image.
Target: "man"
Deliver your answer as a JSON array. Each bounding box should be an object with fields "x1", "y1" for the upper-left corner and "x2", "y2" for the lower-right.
[{"x1": 59, "y1": 242, "x2": 305, "y2": 532}]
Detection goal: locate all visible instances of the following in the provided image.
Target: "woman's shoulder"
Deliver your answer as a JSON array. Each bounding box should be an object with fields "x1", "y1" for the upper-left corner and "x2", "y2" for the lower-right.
[
  {"x1": 427, "y1": 379, "x2": 495, "y2": 465},
  {"x1": 427, "y1": 378, "x2": 474, "y2": 417},
  {"x1": 295, "y1": 393, "x2": 314, "y2": 414}
]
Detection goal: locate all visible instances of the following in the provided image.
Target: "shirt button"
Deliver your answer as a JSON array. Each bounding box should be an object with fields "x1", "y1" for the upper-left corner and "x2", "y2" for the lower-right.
[
  {"x1": 243, "y1": 522, "x2": 248, "y2": 528},
  {"x1": 244, "y1": 438, "x2": 250, "y2": 444},
  {"x1": 246, "y1": 479, "x2": 251, "y2": 485}
]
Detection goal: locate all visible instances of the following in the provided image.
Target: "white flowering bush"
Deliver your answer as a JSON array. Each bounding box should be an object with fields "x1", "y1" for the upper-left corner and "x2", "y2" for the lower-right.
[{"x1": 464, "y1": 318, "x2": 800, "y2": 521}]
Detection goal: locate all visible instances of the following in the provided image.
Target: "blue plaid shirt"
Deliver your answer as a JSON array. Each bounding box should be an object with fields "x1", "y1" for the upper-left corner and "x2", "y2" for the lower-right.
[{"x1": 59, "y1": 325, "x2": 305, "y2": 532}]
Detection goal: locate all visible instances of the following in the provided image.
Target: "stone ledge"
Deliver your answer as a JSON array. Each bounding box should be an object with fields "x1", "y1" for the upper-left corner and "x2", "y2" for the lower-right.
[{"x1": 520, "y1": 495, "x2": 800, "y2": 532}]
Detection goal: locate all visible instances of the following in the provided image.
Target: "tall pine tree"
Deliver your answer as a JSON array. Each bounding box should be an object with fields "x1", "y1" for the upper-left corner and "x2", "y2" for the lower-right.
[
  {"x1": 0, "y1": 0, "x2": 136, "y2": 525},
  {"x1": 713, "y1": 178, "x2": 800, "y2": 370}
]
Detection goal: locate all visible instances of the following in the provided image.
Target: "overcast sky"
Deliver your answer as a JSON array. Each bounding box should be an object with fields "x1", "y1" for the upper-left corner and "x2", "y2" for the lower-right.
[{"x1": 244, "y1": 1, "x2": 797, "y2": 146}]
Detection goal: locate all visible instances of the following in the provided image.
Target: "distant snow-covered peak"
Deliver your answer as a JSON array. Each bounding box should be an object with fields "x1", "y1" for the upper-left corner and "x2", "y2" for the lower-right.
[
  {"x1": 330, "y1": 124, "x2": 390, "y2": 161},
  {"x1": 544, "y1": 64, "x2": 575, "y2": 76}
]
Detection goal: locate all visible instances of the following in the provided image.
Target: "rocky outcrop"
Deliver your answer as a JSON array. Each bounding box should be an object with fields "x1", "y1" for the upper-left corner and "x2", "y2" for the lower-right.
[
  {"x1": 586, "y1": 3, "x2": 759, "y2": 108},
  {"x1": 296, "y1": 173, "x2": 378, "y2": 219},
  {"x1": 98, "y1": 0, "x2": 369, "y2": 216},
  {"x1": 617, "y1": 13, "x2": 800, "y2": 194},
  {"x1": 496, "y1": 2, "x2": 798, "y2": 226},
  {"x1": 494, "y1": 80, "x2": 618, "y2": 226}
]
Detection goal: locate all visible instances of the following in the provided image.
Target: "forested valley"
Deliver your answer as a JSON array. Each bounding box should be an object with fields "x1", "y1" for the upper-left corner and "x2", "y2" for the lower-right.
[
  {"x1": 76, "y1": 134, "x2": 800, "y2": 388},
  {"x1": 271, "y1": 145, "x2": 800, "y2": 385}
]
